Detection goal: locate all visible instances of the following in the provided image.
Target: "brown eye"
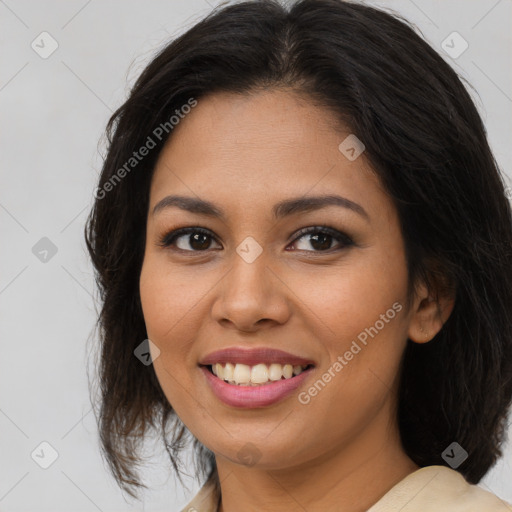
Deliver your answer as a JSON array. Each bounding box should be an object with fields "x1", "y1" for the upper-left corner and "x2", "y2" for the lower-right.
[
  {"x1": 289, "y1": 226, "x2": 354, "y2": 252},
  {"x1": 158, "y1": 227, "x2": 221, "y2": 252},
  {"x1": 158, "y1": 225, "x2": 353, "y2": 254}
]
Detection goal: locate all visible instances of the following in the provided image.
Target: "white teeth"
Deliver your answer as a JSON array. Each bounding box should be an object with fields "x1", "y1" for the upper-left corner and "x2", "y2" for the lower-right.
[
  {"x1": 233, "y1": 363, "x2": 251, "y2": 384},
  {"x1": 269, "y1": 363, "x2": 283, "y2": 381},
  {"x1": 214, "y1": 363, "x2": 223, "y2": 379},
  {"x1": 283, "y1": 364, "x2": 293, "y2": 379},
  {"x1": 224, "y1": 362, "x2": 234, "y2": 381},
  {"x1": 251, "y1": 363, "x2": 268, "y2": 384},
  {"x1": 210, "y1": 362, "x2": 310, "y2": 386}
]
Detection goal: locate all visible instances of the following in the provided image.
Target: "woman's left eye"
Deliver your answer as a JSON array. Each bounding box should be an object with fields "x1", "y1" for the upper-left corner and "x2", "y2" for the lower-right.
[
  {"x1": 157, "y1": 225, "x2": 353, "y2": 253},
  {"x1": 290, "y1": 226, "x2": 354, "y2": 252}
]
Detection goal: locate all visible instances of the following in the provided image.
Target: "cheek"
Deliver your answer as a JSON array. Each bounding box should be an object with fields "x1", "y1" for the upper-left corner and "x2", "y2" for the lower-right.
[
  {"x1": 139, "y1": 256, "x2": 203, "y2": 418},
  {"x1": 288, "y1": 243, "x2": 409, "y2": 396},
  {"x1": 290, "y1": 270, "x2": 407, "y2": 451},
  {"x1": 139, "y1": 253, "x2": 221, "y2": 381},
  {"x1": 140, "y1": 252, "x2": 202, "y2": 332},
  {"x1": 139, "y1": 256, "x2": 193, "y2": 362},
  {"x1": 291, "y1": 248, "x2": 408, "y2": 342}
]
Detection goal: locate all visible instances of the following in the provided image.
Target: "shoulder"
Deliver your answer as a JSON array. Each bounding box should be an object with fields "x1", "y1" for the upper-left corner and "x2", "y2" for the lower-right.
[
  {"x1": 368, "y1": 465, "x2": 512, "y2": 512},
  {"x1": 179, "y1": 471, "x2": 221, "y2": 512},
  {"x1": 179, "y1": 465, "x2": 512, "y2": 512}
]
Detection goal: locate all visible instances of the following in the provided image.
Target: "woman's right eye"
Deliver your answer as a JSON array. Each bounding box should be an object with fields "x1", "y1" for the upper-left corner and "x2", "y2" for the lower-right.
[{"x1": 158, "y1": 227, "x2": 221, "y2": 252}]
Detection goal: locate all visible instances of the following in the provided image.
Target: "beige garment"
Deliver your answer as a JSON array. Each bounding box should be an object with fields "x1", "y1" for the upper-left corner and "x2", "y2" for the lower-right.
[{"x1": 180, "y1": 465, "x2": 512, "y2": 512}]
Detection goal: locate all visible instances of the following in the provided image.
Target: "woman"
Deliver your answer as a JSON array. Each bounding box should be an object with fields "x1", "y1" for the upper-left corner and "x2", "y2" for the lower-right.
[{"x1": 85, "y1": 0, "x2": 512, "y2": 510}]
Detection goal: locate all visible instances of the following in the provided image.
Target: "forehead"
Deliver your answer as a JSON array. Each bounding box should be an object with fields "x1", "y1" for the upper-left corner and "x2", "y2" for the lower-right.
[
  {"x1": 149, "y1": 89, "x2": 391, "y2": 224},
  {"x1": 161, "y1": 88, "x2": 345, "y2": 157}
]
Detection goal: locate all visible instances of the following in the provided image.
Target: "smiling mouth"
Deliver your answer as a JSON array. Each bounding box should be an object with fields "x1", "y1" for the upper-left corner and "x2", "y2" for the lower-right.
[{"x1": 201, "y1": 362, "x2": 315, "y2": 386}]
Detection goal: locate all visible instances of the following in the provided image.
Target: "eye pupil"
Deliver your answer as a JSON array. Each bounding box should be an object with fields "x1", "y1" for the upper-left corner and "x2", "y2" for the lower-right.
[
  {"x1": 310, "y1": 233, "x2": 332, "y2": 251},
  {"x1": 190, "y1": 233, "x2": 211, "y2": 250}
]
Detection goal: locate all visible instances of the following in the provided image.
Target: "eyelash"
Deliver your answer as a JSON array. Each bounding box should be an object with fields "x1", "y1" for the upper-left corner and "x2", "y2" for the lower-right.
[{"x1": 157, "y1": 225, "x2": 354, "y2": 254}]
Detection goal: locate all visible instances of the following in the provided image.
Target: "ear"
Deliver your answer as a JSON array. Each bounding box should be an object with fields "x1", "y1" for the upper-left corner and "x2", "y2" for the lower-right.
[{"x1": 408, "y1": 278, "x2": 455, "y2": 344}]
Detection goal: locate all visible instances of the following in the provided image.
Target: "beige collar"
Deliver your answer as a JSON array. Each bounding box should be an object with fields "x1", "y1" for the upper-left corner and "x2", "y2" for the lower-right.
[
  {"x1": 180, "y1": 465, "x2": 511, "y2": 512},
  {"x1": 367, "y1": 465, "x2": 511, "y2": 511}
]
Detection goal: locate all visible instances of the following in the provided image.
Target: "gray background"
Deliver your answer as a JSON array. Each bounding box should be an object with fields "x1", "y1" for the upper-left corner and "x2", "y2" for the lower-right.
[{"x1": 1, "y1": 0, "x2": 511, "y2": 510}]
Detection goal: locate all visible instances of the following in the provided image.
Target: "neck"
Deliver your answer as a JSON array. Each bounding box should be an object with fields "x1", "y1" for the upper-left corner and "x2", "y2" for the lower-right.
[{"x1": 216, "y1": 405, "x2": 419, "y2": 512}]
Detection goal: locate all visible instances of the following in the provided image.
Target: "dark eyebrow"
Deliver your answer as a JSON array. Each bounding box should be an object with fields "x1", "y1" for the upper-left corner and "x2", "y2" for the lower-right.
[{"x1": 152, "y1": 194, "x2": 369, "y2": 221}]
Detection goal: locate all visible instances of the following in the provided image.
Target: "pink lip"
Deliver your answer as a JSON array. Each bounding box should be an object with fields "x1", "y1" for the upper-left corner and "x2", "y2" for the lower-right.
[
  {"x1": 198, "y1": 347, "x2": 315, "y2": 367},
  {"x1": 199, "y1": 365, "x2": 315, "y2": 408}
]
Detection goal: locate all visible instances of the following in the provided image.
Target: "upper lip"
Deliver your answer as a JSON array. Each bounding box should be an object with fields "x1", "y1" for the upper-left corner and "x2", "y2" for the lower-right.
[{"x1": 199, "y1": 347, "x2": 316, "y2": 367}]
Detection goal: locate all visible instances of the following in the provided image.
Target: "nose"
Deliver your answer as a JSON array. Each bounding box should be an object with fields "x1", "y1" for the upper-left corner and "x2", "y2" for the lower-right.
[{"x1": 211, "y1": 253, "x2": 291, "y2": 333}]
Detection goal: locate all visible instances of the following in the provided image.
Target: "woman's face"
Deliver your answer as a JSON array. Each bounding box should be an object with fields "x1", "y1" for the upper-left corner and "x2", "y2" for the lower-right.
[{"x1": 139, "y1": 89, "x2": 421, "y2": 470}]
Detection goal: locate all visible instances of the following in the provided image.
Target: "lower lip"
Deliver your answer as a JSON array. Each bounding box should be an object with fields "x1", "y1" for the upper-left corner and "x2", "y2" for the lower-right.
[{"x1": 199, "y1": 365, "x2": 315, "y2": 408}]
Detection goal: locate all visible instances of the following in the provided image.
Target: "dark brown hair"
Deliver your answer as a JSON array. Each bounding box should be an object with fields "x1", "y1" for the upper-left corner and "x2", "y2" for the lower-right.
[{"x1": 85, "y1": 0, "x2": 512, "y2": 499}]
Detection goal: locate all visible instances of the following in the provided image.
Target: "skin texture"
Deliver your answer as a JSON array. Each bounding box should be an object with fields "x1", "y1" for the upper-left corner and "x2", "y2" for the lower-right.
[{"x1": 139, "y1": 89, "x2": 454, "y2": 511}]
